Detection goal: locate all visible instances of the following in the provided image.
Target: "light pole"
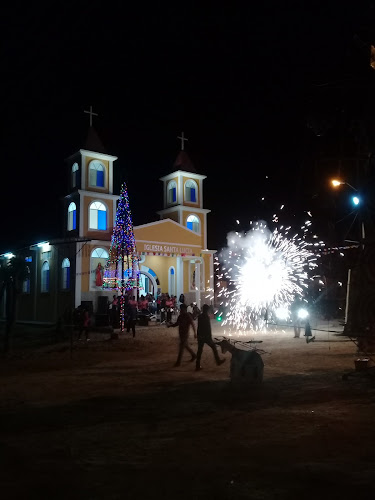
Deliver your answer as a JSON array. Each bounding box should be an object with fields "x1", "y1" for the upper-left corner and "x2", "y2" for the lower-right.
[
  {"x1": 330, "y1": 178, "x2": 366, "y2": 333},
  {"x1": 330, "y1": 179, "x2": 365, "y2": 248}
]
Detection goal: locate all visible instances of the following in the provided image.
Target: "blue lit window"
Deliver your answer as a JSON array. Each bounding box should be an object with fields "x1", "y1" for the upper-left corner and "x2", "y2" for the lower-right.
[
  {"x1": 41, "y1": 261, "x2": 50, "y2": 293},
  {"x1": 68, "y1": 202, "x2": 77, "y2": 231},
  {"x1": 89, "y1": 201, "x2": 107, "y2": 230},
  {"x1": 169, "y1": 267, "x2": 176, "y2": 296},
  {"x1": 89, "y1": 160, "x2": 105, "y2": 188},
  {"x1": 72, "y1": 162, "x2": 79, "y2": 188},
  {"x1": 185, "y1": 180, "x2": 197, "y2": 203},
  {"x1": 187, "y1": 214, "x2": 200, "y2": 233},
  {"x1": 62, "y1": 258, "x2": 70, "y2": 289},
  {"x1": 22, "y1": 266, "x2": 30, "y2": 294},
  {"x1": 167, "y1": 181, "x2": 177, "y2": 204}
]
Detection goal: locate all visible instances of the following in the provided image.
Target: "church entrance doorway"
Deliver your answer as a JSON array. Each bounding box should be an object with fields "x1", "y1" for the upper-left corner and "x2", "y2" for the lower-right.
[{"x1": 139, "y1": 270, "x2": 158, "y2": 298}]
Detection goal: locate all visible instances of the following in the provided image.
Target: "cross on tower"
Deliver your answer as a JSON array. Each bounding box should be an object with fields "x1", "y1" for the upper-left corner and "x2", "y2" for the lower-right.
[
  {"x1": 84, "y1": 105, "x2": 98, "y2": 127},
  {"x1": 177, "y1": 131, "x2": 189, "y2": 151}
]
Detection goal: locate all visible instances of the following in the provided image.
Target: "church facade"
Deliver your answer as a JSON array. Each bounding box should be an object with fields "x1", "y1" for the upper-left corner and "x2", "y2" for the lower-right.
[{"x1": 1, "y1": 129, "x2": 216, "y2": 325}]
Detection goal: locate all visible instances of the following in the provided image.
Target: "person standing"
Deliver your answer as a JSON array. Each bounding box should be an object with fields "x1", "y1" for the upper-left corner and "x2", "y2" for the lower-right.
[
  {"x1": 160, "y1": 294, "x2": 167, "y2": 324},
  {"x1": 125, "y1": 297, "x2": 137, "y2": 337},
  {"x1": 111, "y1": 295, "x2": 119, "y2": 329},
  {"x1": 195, "y1": 304, "x2": 225, "y2": 371},
  {"x1": 290, "y1": 296, "x2": 302, "y2": 338},
  {"x1": 78, "y1": 307, "x2": 90, "y2": 341},
  {"x1": 167, "y1": 303, "x2": 197, "y2": 367},
  {"x1": 166, "y1": 295, "x2": 174, "y2": 323}
]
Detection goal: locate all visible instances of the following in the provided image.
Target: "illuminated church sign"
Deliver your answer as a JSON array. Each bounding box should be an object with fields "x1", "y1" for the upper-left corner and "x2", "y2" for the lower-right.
[{"x1": 142, "y1": 243, "x2": 195, "y2": 255}]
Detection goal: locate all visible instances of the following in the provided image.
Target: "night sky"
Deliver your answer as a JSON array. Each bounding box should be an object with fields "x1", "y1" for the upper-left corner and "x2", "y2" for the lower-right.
[{"x1": 2, "y1": 2, "x2": 374, "y2": 255}]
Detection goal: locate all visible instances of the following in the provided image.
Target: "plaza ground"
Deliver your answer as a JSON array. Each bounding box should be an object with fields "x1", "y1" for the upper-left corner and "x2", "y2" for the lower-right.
[{"x1": 0, "y1": 320, "x2": 374, "y2": 499}]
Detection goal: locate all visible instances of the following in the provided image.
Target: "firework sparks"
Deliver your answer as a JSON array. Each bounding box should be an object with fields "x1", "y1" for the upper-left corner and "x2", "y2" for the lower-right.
[{"x1": 211, "y1": 219, "x2": 321, "y2": 333}]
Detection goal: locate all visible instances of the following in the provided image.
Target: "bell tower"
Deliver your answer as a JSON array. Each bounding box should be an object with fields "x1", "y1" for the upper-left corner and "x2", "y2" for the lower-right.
[
  {"x1": 158, "y1": 132, "x2": 210, "y2": 250},
  {"x1": 63, "y1": 107, "x2": 119, "y2": 241}
]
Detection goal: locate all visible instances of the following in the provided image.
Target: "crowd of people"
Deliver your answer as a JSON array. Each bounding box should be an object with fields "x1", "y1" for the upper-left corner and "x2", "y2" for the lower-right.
[
  {"x1": 72, "y1": 293, "x2": 192, "y2": 336},
  {"x1": 72, "y1": 293, "x2": 224, "y2": 371}
]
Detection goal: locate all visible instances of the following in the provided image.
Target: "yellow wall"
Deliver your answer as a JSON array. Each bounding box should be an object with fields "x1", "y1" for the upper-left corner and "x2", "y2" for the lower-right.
[
  {"x1": 134, "y1": 220, "x2": 202, "y2": 250},
  {"x1": 182, "y1": 209, "x2": 205, "y2": 248},
  {"x1": 142, "y1": 255, "x2": 177, "y2": 293},
  {"x1": 166, "y1": 212, "x2": 179, "y2": 223}
]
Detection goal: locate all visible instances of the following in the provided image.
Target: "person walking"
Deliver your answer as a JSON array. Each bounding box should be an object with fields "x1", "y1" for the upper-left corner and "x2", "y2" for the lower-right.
[
  {"x1": 195, "y1": 304, "x2": 225, "y2": 371},
  {"x1": 167, "y1": 303, "x2": 197, "y2": 367}
]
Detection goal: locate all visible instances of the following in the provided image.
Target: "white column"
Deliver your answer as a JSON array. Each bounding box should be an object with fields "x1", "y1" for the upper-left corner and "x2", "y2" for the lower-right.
[
  {"x1": 33, "y1": 249, "x2": 39, "y2": 320},
  {"x1": 195, "y1": 260, "x2": 201, "y2": 308},
  {"x1": 109, "y1": 161, "x2": 113, "y2": 193},
  {"x1": 81, "y1": 154, "x2": 86, "y2": 189},
  {"x1": 209, "y1": 253, "x2": 214, "y2": 297},
  {"x1": 176, "y1": 256, "x2": 183, "y2": 299},
  {"x1": 79, "y1": 192, "x2": 84, "y2": 238},
  {"x1": 113, "y1": 199, "x2": 117, "y2": 228},
  {"x1": 75, "y1": 242, "x2": 82, "y2": 307},
  {"x1": 178, "y1": 173, "x2": 183, "y2": 213}
]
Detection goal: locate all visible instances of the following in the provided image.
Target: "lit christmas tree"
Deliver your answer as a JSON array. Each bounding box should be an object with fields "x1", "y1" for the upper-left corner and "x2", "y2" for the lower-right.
[{"x1": 103, "y1": 182, "x2": 139, "y2": 331}]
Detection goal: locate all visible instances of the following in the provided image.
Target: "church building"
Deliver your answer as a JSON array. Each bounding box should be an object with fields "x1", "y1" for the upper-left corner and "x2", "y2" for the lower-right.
[{"x1": 1, "y1": 126, "x2": 216, "y2": 325}]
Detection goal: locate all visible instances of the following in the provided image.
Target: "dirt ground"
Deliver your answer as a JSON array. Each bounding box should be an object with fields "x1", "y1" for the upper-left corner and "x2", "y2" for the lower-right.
[{"x1": 0, "y1": 320, "x2": 374, "y2": 500}]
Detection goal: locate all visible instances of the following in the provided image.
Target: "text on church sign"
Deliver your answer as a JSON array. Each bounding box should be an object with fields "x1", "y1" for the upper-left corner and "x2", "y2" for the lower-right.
[{"x1": 143, "y1": 243, "x2": 194, "y2": 255}]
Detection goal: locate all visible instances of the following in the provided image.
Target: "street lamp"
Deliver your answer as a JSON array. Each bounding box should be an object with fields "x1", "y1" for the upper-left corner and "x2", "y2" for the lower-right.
[
  {"x1": 331, "y1": 179, "x2": 358, "y2": 191},
  {"x1": 352, "y1": 196, "x2": 360, "y2": 206},
  {"x1": 330, "y1": 179, "x2": 364, "y2": 244}
]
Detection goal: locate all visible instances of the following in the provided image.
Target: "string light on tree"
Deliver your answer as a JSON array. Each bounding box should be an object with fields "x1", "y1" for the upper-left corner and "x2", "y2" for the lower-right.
[{"x1": 103, "y1": 182, "x2": 139, "y2": 331}]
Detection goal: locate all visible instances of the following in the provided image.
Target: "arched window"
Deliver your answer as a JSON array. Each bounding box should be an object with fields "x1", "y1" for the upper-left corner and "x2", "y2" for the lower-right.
[
  {"x1": 167, "y1": 181, "x2": 177, "y2": 204},
  {"x1": 22, "y1": 266, "x2": 30, "y2": 294},
  {"x1": 71, "y1": 162, "x2": 79, "y2": 188},
  {"x1": 67, "y1": 202, "x2": 77, "y2": 231},
  {"x1": 62, "y1": 258, "x2": 70, "y2": 289},
  {"x1": 41, "y1": 261, "x2": 50, "y2": 293},
  {"x1": 89, "y1": 201, "x2": 107, "y2": 230},
  {"x1": 91, "y1": 248, "x2": 109, "y2": 288},
  {"x1": 89, "y1": 160, "x2": 105, "y2": 188},
  {"x1": 168, "y1": 266, "x2": 176, "y2": 296},
  {"x1": 186, "y1": 214, "x2": 200, "y2": 233},
  {"x1": 185, "y1": 179, "x2": 197, "y2": 203}
]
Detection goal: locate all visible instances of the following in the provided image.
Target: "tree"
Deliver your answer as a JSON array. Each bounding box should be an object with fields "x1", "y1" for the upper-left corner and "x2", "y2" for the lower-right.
[
  {"x1": 103, "y1": 182, "x2": 139, "y2": 331},
  {"x1": 0, "y1": 256, "x2": 30, "y2": 353}
]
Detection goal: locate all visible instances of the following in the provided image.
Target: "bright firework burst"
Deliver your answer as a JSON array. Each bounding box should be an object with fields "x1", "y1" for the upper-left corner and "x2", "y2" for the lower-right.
[{"x1": 211, "y1": 218, "x2": 323, "y2": 333}]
